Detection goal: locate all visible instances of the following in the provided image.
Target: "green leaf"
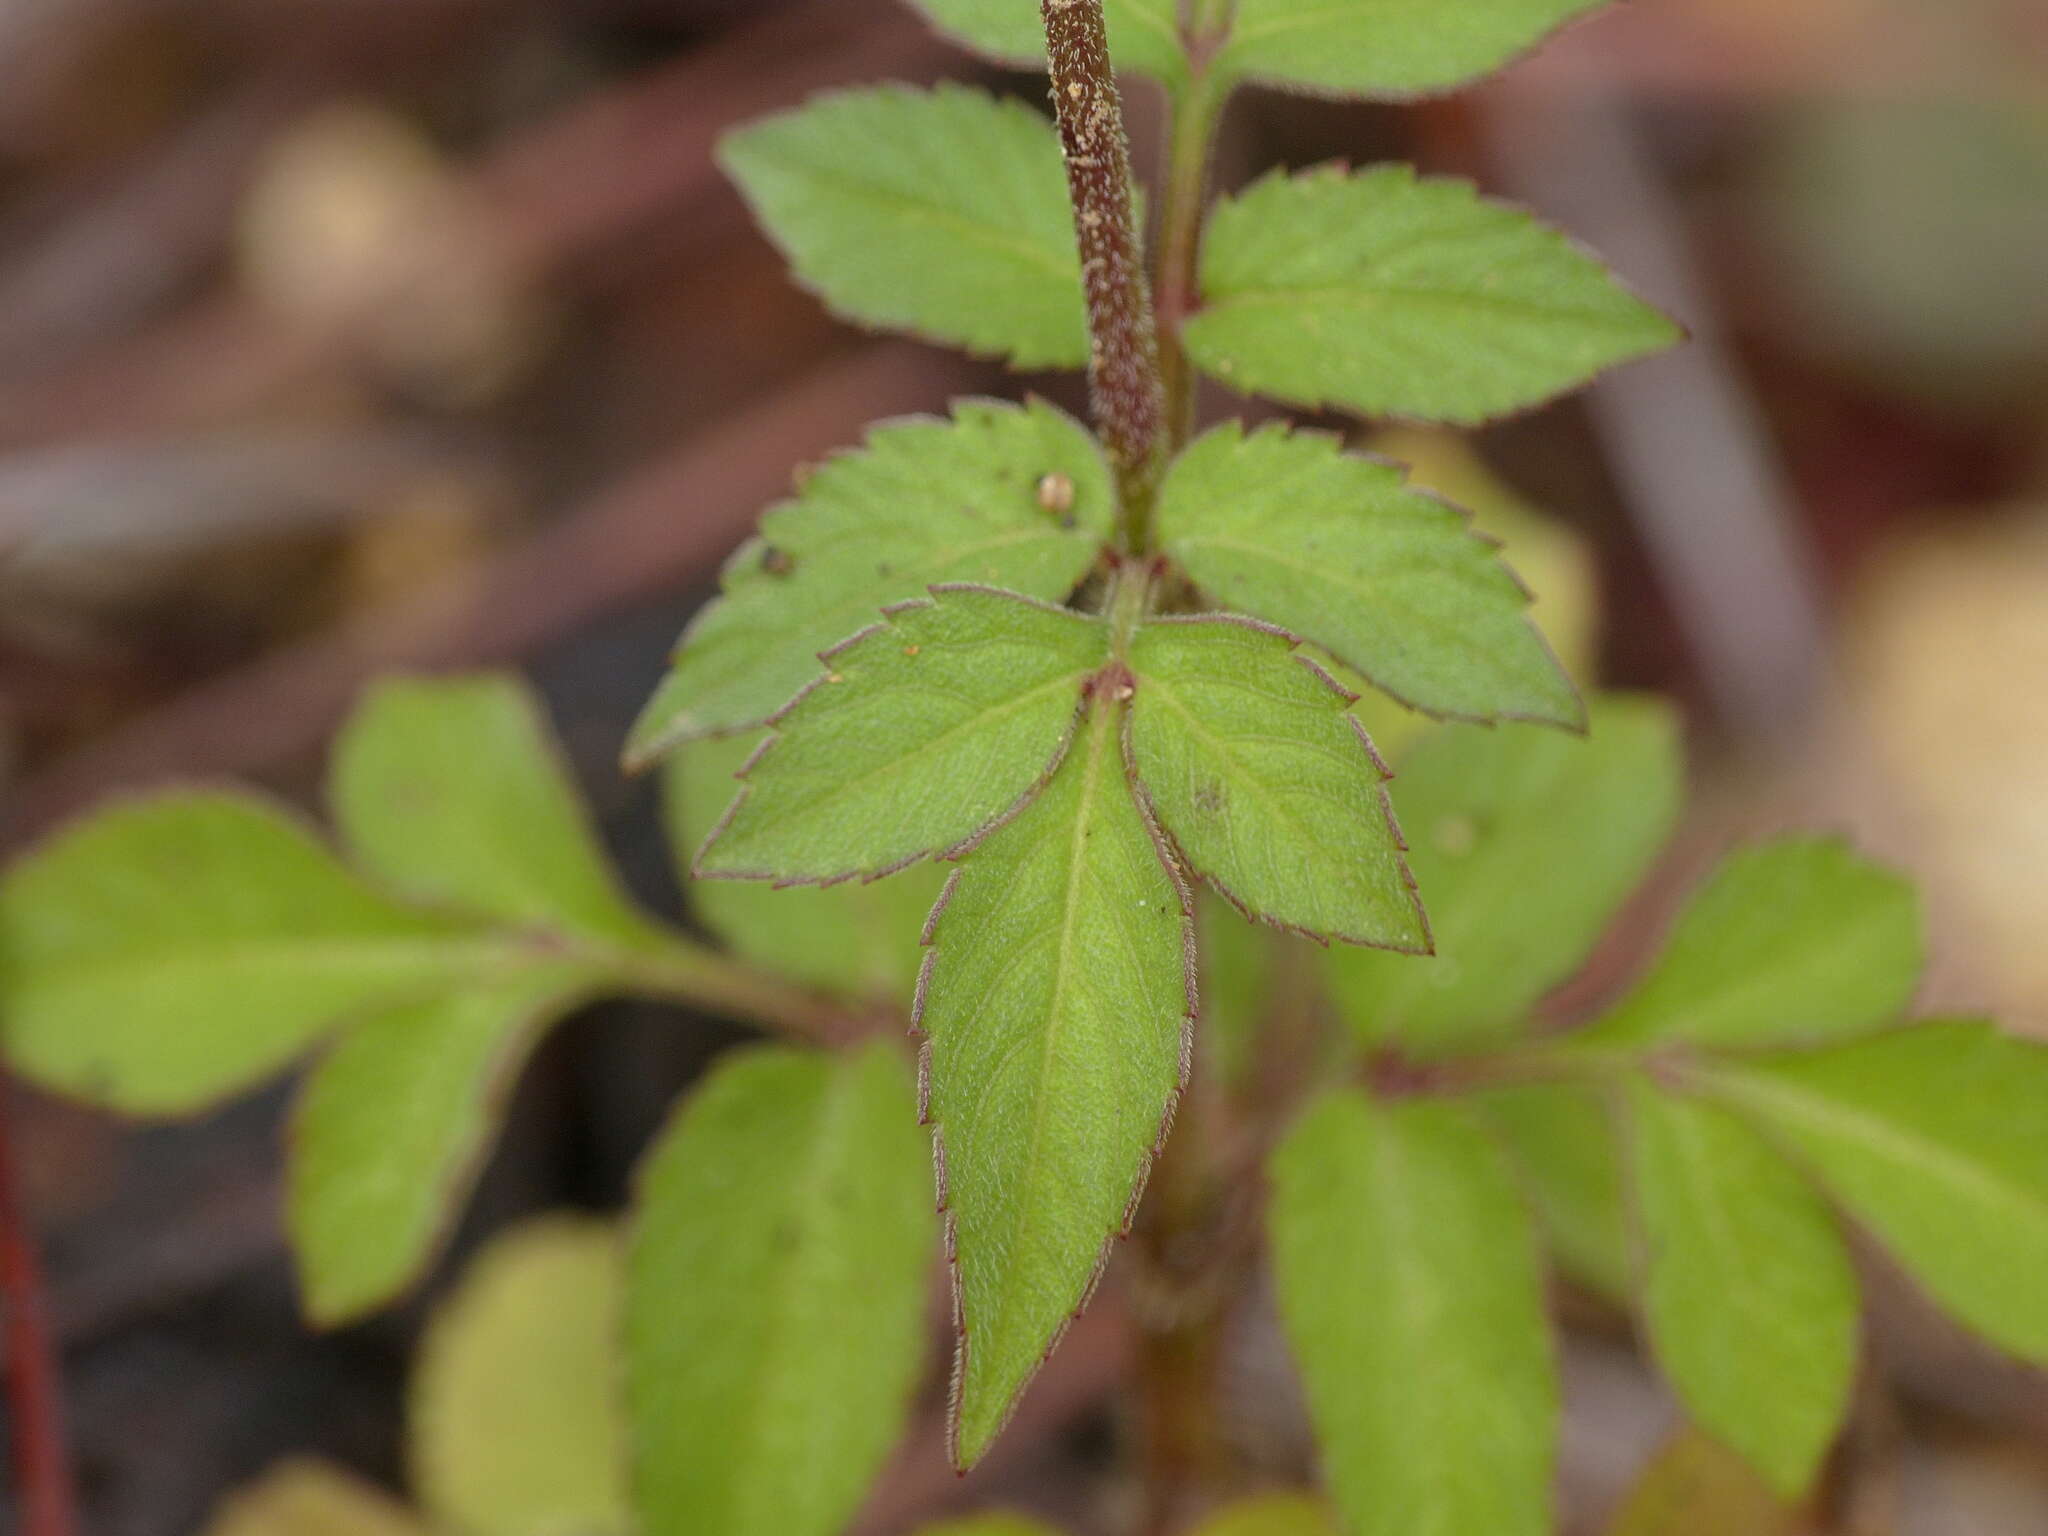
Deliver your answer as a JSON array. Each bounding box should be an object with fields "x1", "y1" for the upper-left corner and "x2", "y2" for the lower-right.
[
  {"x1": 1625, "y1": 1084, "x2": 1859, "y2": 1497},
  {"x1": 0, "y1": 793, "x2": 509, "y2": 1115},
  {"x1": 697, "y1": 586, "x2": 1107, "y2": 884},
  {"x1": 1190, "y1": 1493, "x2": 1341, "y2": 1536},
  {"x1": 629, "y1": 399, "x2": 1112, "y2": 757},
  {"x1": 1125, "y1": 617, "x2": 1427, "y2": 950},
  {"x1": 909, "y1": 1518, "x2": 1068, "y2": 1536},
  {"x1": 1186, "y1": 165, "x2": 1680, "y2": 425},
  {"x1": 334, "y1": 674, "x2": 665, "y2": 952},
  {"x1": 1155, "y1": 423, "x2": 1581, "y2": 726},
  {"x1": 665, "y1": 734, "x2": 940, "y2": 1004},
  {"x1": 1605, "y1": 1429, "x2": 1796, "y2": 1536},
  {"x1": 919, "y1": 699, "x2": 1191, "y2": 1467},
  {"x1": 288, "y1": 966, "x2": 599, "y2": 1326},
  {"x1": 720, "y1": 84, "x2": 1086, "y2": 367},
  {"x1": 1198, "y1": 891, "x2": 1275, "y2": 1089},
  {"x1": 1582, "y1": 838, "x2": 1922, "y2": 1050},
  {"x1": 411, "y1": 1216, "x2": 631, "y2": 1536},
  {"x1": 1701, "y1": 1022, "x2": 2048, "y2": 1364},
  {"x1": 1269, "y1": 1092, "x2": 1557, "y2": 1536},
  {"x1": 1216, "y1": 0, "x2": 1607, "y2": 99},
  {"x1": 1475, "y1": 1082, "x2": 1630, "y2": 1302},
  {"x1": 628, "y1": 1042, "x2": 935, "y2": 1536},
  {"x1": 904, "y1": 0, "x2": 1188, "y2": 85},
  {"x1": 1324, "y1": 696, "x2": 1681, "y2": 1055},
  {"x1": 203, "y1": 1461, "x2": 432, "y2": 1536}
]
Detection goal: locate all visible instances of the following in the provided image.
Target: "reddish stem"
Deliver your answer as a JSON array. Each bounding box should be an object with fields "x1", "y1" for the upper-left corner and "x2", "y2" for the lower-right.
[
  {"x1": 1041, "y1": 0, "x2": 1169, "y2": 549},
  {"x1": 0, "y1": 1074, "x2": 79, "y2": 1536}
]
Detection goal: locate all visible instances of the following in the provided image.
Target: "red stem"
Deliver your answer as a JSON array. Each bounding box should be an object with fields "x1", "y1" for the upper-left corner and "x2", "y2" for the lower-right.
[
  {"x1": 1041, "y1": 0, "x2": 1169, "y2": 549},
  {"x1": 0, "y1": 1075, "x2": 79, "y2": 1536}
]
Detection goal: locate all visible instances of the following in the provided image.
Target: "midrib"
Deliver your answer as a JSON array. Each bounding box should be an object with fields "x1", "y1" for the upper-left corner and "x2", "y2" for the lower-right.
[
  {"x1": 1708, "y1": 1070, "x2": 2046, "y2": 1230},
  {"x1": 976, "y1": 713, "x2": 1116, "y2": 1404}
]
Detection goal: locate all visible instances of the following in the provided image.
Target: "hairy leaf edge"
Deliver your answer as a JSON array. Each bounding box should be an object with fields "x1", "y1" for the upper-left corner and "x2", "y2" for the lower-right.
[
  {"x1": 1124, "y1": 612, "x2": 1435, "y2": 953},
  {"x1": 622, "y1": 398, "x2": 1114, "y2": 767},
  {"x1": 908, "y1": 700, "x2": 1199, "y2": 1469},
  {"x1": 1189, "y1": 163, "x2": 1687, "y2": 430}
]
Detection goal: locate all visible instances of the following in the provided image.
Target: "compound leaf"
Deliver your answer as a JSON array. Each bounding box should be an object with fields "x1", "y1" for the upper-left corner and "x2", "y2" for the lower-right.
[
  {"x1": 1191, "y1": 1494, "x2": 1341, "y2": 1536},
  {"x1": 1156, "y1": 423, "x2": 1580, "y2": 726},
  {"x1": 1475, "y1": 1082, "x2": 1631, "y2": 1302},
  {"x1": 629, "y1": 1043, "x2": 934, "y2": 1536},
  {"x1": 411, "y1": 1216, "x2": 631, "y2": 1536},
  {"x1": 1270, "y1": 1092, "x2": 1557, "y2": 1536},
  {"x1": 1325, "y1": 696, "x2": 1680, "y2": 1055},
  {"x1": 1186, "y1": 165, "x2": 1679, "y2": 425},
  {"x1": 288, "y1": 966, "x2": 601, "y2": 1326},
  {"x1": 665, "y1": 734, "x2": 940, "y2": 1005},
  {"x1": 334, "y1": 674, "x2": 666, "y2": 952},
  {"x1": 0, "y1": 792, "x2": 510, "y2": 1115},
  {"x1": 904, "y1": 0, "x2": 1188, "y2": 85},
  {"x1": 1583, "y1": 839, "x2": 1921, "y2": 1050},
  {"x1": 919, "y1": 699, "x2": 1192, "y2": 1467},
  {"x1": 1126, "y1": 617, "x2": 1427, "y2": 950},
  {"x1": 721, "y1": 84, "x2": 1087, "y2": 367},
  {"x1": 1216, "y1": 0, "x2": 1607, "y2": 100},
  {"x1": 630, "y1": 399, "x2": 1112, "y2": 757},
  {"x1": 1702, "y1": 1021, "x2": 2048, "y2": 1364},
  {"x1": 1626, "y1": 1085, "x2": 1859, "y2": 1497},
  {"x1": 697, "y1": 587, "x2": 1107, "y2": 883}
]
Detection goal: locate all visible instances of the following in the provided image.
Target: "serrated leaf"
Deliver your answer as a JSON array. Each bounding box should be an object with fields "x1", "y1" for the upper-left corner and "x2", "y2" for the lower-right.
[
  {"x1": 1475, "y1": 1082, "x2": 1630, "y2": 1302},
  {"x1": 1700, "y1": 1021, "x2": 2048, "y2": 1364},
  {"x1": 1156, "y1": 423, "x2": 1581, "y2": 726},
  {"x1": 1191, "y1": 1493, "x2": 1340, "y2": 1536},
  {"x1": 0, "y1": 793, "x2": 512, "y2": 1115},
  {"x1": 1582, "y1": 839, "x2": 1922, "y2": 1051},
  {"x1": 1125, "y1": 617, "x2": 1426, "y2": 949},
  {"x1": 411, "y1": 1216, "x2": 630, "y2": 1536},
  {"x1": 630, "y1": 399, "x2": 1113, "y2": 757},
  {"x1": 288, "y1": 966, "x2": 599, "y2": 1326},
  {"x1": 904, "y1": 0, "x2": 1188, "y2": 84},
  {"x1": 202, "y1": 1460, "x2": 430, "y2": 1536},
  {"x1": 665, "y1": 734, "x2": 940, "y2": 1004},
  {"x1": 1368, "y1": 427, "x2": 1602, "y2": 685},
  {"x1": 910, "y1": 1517, "x2": 1068, "y2": 1536},
  {"x1": 334, "y1": 674, "x2": 666, "y2": 952},
  {"x1": 1605, "y1": 1429, "x2": 1795, "y2": 1536},
  {"x1": 1186, "y1": 165, "x2": 1680, "y2": 425},
  {"x1": 1625, "y1": 1084, "x2": 1859, "y2": 1497},
  {"x1": 919, "y1": 699, "x2": 1191, "y2": 1467},
  {"x1": 720, "y1": 84, "x2": 1086, "y2": 367},
  {"x1": 1269, "y1": 1092, "x2": 1557, "y2": 1536},
  {"x1": 698, "y1": 586, "x2": 1107, "y2": 884},
  {"x1": 628, "y1": 1043, "x2": 934, "y2": 1536},
  {"x1": 1216, "y1": 0, "x2": 1606, "y2": 99},
  {"x1": 1324, "y1": 696, "x2": 1681, "y2": 1055}
]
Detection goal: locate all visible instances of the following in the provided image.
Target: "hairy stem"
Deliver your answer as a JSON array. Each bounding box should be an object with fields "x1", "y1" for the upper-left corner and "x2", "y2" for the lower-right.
[
  {"x1": 1042, "y1": 0, "x2": 1168, "y2": 551},
  {"x1": 0, "y1": 1071, "x2": 80, "y2": 1536}
]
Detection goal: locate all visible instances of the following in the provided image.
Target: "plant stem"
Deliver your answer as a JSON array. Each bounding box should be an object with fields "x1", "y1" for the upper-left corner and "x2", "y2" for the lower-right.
[
  {"x1": 1153, "y1": 70, "x2": 1227, "y2": 447},
  {"x1": 0, "y1": 1071, "x2": 80, "y2": 1536},
  {"x1": 1130, "y1": 1066, "x2": 1241, "y2": 1535},
  {"x1": 1042, "y1": 0, "x2": 1169, "y2": 551},
  {"x1": 614, "y1": 941, "x2": 865, "y2": 1046}
]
